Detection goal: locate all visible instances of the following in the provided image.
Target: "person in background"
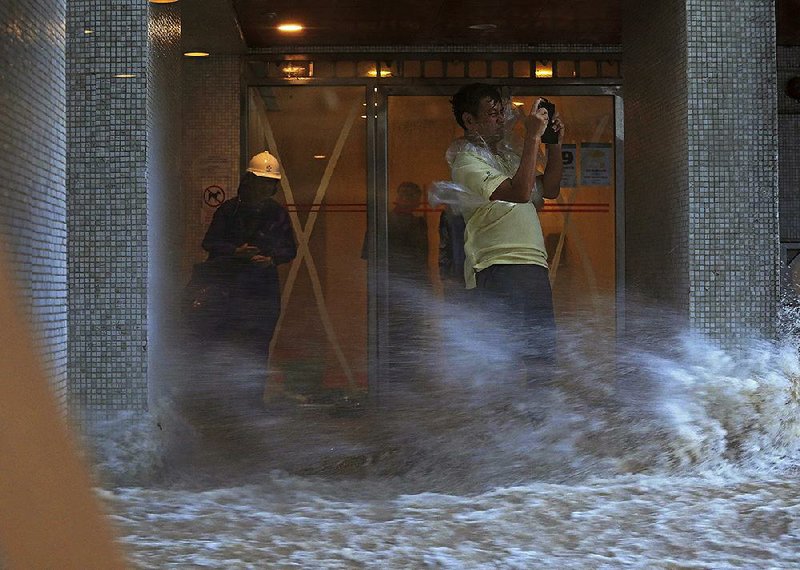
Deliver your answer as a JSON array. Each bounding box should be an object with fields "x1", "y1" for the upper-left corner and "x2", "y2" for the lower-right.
[
  {"x1": 438, "y1": 204, "x2": 467, "y2": 296},
  {"x1": 360, "y1": 182, "x2": 430, "y2": 386},
  {"x1": 387, "y1": 181, "x2": 429, "y2": 282},
  {"x1": 200, "y1": 151, "x2": 297, "y2": 407}
]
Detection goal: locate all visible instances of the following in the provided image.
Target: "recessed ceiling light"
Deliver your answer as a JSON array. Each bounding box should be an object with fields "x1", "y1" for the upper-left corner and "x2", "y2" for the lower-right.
[
  {"x1": 277, "y1": 23, "x2": 304, "y2": 33},
  {"x1": 313, "y1": 155, "x2": 326, "y2": 159},
  {"x1": 468, "y1": 23, "x2": 497, "y2": 31},
  {"x1": 83, "y1": 28, "x2": 93, "y2": 35},
  {"x1": 149, "y1": 0, "x2": 178, "y2": 4},
  {"x1": 113, "y1": 73, "x2": 136, "y2": 78},
  {"x1": 183, "y1": 51, "x2": 210, "y2": 57}
]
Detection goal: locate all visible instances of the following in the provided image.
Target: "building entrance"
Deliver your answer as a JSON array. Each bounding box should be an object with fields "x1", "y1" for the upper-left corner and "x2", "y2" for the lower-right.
[{"x1": 245, "y1": 81, "x2": 622, "y2": 404}]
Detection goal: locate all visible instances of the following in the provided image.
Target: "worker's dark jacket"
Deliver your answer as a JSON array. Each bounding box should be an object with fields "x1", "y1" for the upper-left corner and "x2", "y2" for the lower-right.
[
  {"x1": 201, "y1": 197, "x2": 296, "y2": 297},
  {"x1": 184, "y1": 196, "x2": 296, "y2": 347}
]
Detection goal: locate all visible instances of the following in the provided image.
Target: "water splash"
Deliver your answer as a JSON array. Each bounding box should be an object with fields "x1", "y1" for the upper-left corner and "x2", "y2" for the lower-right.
[{"x1": 87, "y1": 293, "x2": 800, "y2": 494}]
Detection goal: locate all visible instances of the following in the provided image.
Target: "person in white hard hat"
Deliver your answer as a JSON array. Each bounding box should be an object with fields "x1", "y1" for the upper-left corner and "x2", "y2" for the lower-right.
[{"x1": 199, "y1": 151, "x2": 297, "y2": 408}]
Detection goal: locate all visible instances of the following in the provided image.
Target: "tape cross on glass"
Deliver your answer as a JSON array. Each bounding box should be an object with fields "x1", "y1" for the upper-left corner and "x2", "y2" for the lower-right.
[{"x1": 254, "y1": 92, "x2": 360, "y2": 390}]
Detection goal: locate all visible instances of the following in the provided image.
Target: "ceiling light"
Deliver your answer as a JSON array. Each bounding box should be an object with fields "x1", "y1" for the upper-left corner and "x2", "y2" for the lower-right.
[
  {"x1": 149, "y1": 0, "x2": 179, "y2": 3},
  {"x1": 313, "y1": 155, "x2": 326, "y2": 159},
  {"x1": 183, "y1": 51, "x2": 210, "y2": 57},
  {"x1": 277, "y1": 23, "x2": 304, "y2": 33},
  {"x1": 367, "y1": 69, "x2": 392, "y2": 78},
  {"x1": 83, "y1": 29, "x2": 93, "y2": 35},
  {"x1": 113, "y1": 73, "x2": 136, "y2": 78},
  {"x1": 468, "y1": 23, "x2": 497, "y2": 31},
  {"x1": 535, "y1": 61, "x2": 553, "y2": 78}
]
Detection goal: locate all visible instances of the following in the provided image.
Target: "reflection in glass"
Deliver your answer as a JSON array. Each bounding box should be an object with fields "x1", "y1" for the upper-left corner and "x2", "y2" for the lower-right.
[
  {"x1": 388, "y1": 94, "x2": 616, "y2": 332},
  {"x1": 247, "y1": 86, "x2": 368, "y2": 402}
]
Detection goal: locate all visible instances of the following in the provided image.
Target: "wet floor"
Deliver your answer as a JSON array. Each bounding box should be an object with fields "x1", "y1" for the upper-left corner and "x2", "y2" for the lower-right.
[
  {"x1": 103, "y1": 471, "x2": 800, "y2": 568},
  {"x1": 88, "y1": 309, "x2": 800, "y2": 568}
]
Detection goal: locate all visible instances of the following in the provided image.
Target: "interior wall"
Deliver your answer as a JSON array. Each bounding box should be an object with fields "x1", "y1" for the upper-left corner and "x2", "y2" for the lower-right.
[
  {"x1": 621, "y1": 0, "x2": 690, "y2": 317},
  {"x1": 181, "y1": 55, "x2": 241, "y2": 278},
  {"x1": 0, "y1": 0, "x2": 68, "y2": 404}
]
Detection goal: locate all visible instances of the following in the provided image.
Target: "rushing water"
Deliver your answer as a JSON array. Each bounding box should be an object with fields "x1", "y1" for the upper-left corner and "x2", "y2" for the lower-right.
[{"x1": 87, "y1": 300, "x2": 800, "y2": 568}]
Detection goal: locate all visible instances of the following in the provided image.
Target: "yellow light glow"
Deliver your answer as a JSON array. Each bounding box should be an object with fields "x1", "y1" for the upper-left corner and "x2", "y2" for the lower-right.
[
  {"x1": 313, "y1": 155, "x2": 327, "y2": 159},
  {"x1": 512, "y1": 101, "x2": 524, "y2": 107},
  {"x1": 277, "y1": 23, "x2": 304, "y2": 33},
  {"x1": 113, "y1": 73, "x2": 136, "y2": 78},
  {"x1": 83, "y1": 29, "x2": 93, "y2": 35},
  {"x1": 468, "y1": 23, "x2": 497, "y2": 31},
  {"x1": 149, "y1": 0, "x2": 179, "y2": 3},
  {"x1": 367, "y1": 69, "x2": 392, "y2": 78},
  {"x1": 183, "y1": 51, "x2": 210, "y2": 57},
  {"x1": 535, "y1": 62, "x2": 553, "y2": 78}
]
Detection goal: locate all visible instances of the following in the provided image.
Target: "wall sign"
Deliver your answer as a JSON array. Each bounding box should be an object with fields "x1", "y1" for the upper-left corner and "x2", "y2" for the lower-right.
[
  {"x1": 203, "y1": 185, "x2": 226, "y2": 208},
  {"x1": 580, "y1": 142, "x2": 613, "y2": 186}
]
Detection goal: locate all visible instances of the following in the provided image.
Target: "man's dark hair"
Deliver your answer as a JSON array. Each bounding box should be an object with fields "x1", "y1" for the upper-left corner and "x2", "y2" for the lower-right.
[{"x1": 450, "y1": 83, "x2": 503, "y2": 130}]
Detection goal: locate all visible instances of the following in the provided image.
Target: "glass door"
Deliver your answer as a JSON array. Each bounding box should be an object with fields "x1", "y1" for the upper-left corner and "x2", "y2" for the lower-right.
[
  {"x1": 244, "y1": 84, "x2": 620, "y2": 401},
  {"x1": 247, "y1": 86, "x2": 368, "y2": 403},
  {"x1": 384, "y1": 91, "x2": 619, "y2": 337}
]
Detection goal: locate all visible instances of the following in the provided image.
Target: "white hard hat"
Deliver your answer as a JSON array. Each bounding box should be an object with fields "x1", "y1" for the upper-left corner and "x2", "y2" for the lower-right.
[{"x1": 246, "y1": 151, "x2": 282, "y2": 179}]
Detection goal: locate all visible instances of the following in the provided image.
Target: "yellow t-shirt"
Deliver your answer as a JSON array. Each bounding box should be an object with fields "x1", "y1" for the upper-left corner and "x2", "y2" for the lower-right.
[{"x1": 451, "y1": 146, "x2": 548, "y2": 289}]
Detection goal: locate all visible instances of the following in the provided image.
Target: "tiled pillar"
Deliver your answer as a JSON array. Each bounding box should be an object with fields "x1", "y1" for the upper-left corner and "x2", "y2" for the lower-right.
[
  {"x1": 147, "y1": 1, "x2": 183, "y2": 405},
  {"x1": 66, "y1": 0, "x2": 149, "y2": 415},
  {"x1": 0, "y1": 0, "x2": 68, "y2": 404},
  {"x1": 624, "y1": 0, "x2": 780, "y2": 341},
  {"x1": 685, "y1": 0, "x2": 779, "y2": 339}
]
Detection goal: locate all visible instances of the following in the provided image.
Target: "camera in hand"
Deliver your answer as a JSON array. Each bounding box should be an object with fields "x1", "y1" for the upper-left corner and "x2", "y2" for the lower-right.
[{"x1": 537, "y1": 98, "x2": 558, "y2": 144}]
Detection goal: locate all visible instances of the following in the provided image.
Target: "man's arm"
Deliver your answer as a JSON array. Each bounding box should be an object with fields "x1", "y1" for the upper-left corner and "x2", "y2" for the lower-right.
[
  {"x1": 490, "y1": 108, "x2": 564, "y2": 203},
  {"x1": 489, "y1": 131, "x2": 541, "y2": 203},
  {"x1": 489, "y1": 101, "x2": 549, "y2": 203},
  {"x1": 253, "y1": 203, "x2": 296, "y2": 265},
  {"x1": 540, "y1": 114, "x2": 565, "y2": 199}
]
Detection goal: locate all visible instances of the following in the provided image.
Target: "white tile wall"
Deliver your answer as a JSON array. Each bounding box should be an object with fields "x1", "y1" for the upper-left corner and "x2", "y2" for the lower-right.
[{"x1": 0, "y1": 0, "x2": 68, "y2": 404}]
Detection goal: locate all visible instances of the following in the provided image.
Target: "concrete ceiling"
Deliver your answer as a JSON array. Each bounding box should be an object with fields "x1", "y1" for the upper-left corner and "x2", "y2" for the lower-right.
[
  {"x1": 231, "y1": 0, "x2": 622, "y2": 47},
  {"x1": 182, "y1": 0, "x2": 800, "y2": 53}
]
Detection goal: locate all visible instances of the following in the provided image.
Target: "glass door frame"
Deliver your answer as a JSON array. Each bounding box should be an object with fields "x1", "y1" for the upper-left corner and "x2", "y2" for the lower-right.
[
  {"x1": 241, "y1": 77, "x2": 624, "y2": 407},
  {"x1": 374, "y1": 84, "x2": 625, "y2": 403}
]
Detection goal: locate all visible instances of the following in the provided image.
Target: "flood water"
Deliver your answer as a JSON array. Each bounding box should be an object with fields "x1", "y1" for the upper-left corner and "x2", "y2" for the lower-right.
[{"x1": 87, "y1": 301, "x2": 800, "y2": 568}]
